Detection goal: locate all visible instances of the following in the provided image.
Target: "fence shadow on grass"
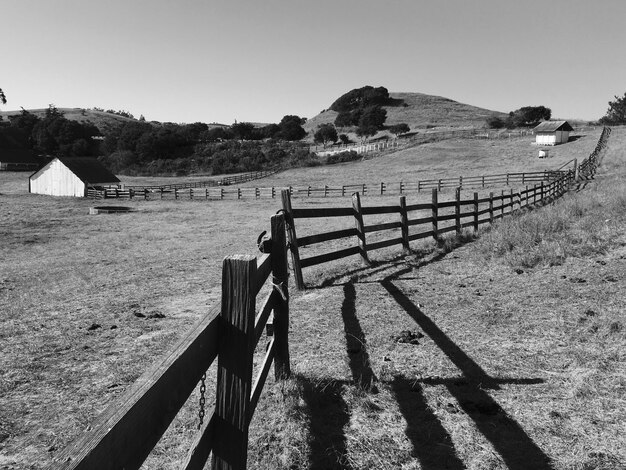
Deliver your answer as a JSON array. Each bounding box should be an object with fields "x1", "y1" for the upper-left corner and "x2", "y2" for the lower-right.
[
  {"x1": 293, "y1": 375, "x2": 354, "y2": 470},
  {"x1": 379, "y1": 276, "x2": 554, "y2": 470}
]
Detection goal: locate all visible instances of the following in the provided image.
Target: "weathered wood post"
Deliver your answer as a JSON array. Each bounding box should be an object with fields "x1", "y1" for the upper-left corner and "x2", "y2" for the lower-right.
[
  {"x1": 432, "y1": 188, "x2": 439, "y2": 242},
  {"x1": 380, "y1": 182, "x2": 384, "y2": 195},
  {"x1": 212, "y1": 255, "x2": 256, "y2": 470},
  {"x1": 489, "y1": 192, "x2": 494, "y2": 224},
  {"x1": 455, "y1": 187, "x2": 461, "y2": 235},
  {"x1": 399, "y1": 196, "x2": 410, "y2": 254},
  {"x1": 473, "y1": 192, "x2": 479, "y2": 232},
  {"x1": 281, "y1": 190, "x2": 304, "y2": 290},
  {"x1": 352, "y1": 192, "x2": 370, "y2": 265},
  {"x1": 573, "y1": 158, "x2": 579, "y2": 182},
  {"x1": 270, "y1": 213, "x2": 290, "y2": 379},
  {"x1": 271, "y1": 187, "x2": 275, "y2": 199},
  {"x1": 540, "y1": 181, "x2": 545, "y2": 203},
  {"x1": 501, "y1": 190, "x2": 505, "y2": 217}
]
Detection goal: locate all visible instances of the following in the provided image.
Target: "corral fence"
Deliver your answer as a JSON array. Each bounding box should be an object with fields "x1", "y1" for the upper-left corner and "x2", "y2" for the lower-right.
[
  {"x1": 49, "y1": 213, "x2": 291, "y2": 470},
  {"x1": 87, "y1": 171, "x2": 566, "y2": 201},
  {"x1": 86, "y1": 169, "x2": 277, "y2": 197},
  {"x1": 283, "y1": 127, "x2": 611, "y2": 289}
]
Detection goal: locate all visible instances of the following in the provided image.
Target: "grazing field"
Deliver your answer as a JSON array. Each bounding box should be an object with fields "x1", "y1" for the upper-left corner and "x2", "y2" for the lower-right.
[{"x1": 1, "y1": 128, "x2": 624, "y2": 469}]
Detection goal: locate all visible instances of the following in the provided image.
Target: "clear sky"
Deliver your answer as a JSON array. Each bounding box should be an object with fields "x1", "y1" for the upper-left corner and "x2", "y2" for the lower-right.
[{"x1": 2, "y1": 0, "x2": 625, "y2": 124}]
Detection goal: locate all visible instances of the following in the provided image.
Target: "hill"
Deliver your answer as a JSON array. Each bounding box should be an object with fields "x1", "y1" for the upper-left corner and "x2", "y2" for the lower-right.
[
  {"x1": 303, "y1": 91, "x2": 507, "y2": 140},
  {"x1": 0, "y1": 107, "x2": 139, "y2": 133}
]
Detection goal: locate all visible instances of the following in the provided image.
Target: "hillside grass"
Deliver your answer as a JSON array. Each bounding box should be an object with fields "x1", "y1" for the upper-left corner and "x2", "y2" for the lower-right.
[{"x1": 0, "y1": 127, "x2": 624, "y2": 469}]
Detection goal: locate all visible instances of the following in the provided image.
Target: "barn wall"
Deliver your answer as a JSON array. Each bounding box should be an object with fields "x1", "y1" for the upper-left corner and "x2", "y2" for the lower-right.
[
  {"x1": 30, "y1": 160, "x2": 86, "y2": 197},
  {"x1": 535, "y1": 133, "x2": 557, "y2": 146},
  {"x1": 555, "y1": 130, "x2": 570, "y2": 144}
]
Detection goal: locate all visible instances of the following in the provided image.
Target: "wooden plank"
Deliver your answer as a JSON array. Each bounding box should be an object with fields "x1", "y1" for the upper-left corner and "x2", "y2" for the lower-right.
[
  {"x1": 300, "y1": 246, "x2": 361, "y2": 268},
  {"x1": 270, "y1": 213, "x2": 290, "y2": 380},
  {"x1": 212, "y1": 256, "x2": 256, "y2": 470},
  {"x1": 292, "y1": 207, "x2": 353, "y2": 218},
  {"x1": 248, "y1": 339, "x2": 276, "y2": 421},
  {"x1": 361, "y1": 205, "x2": 400, "y2": 215},
  {"x1": 281, "y1": 190, "x2": 304, "y2": 290},
  {"x1": 254, "y1": 290, "x2": 278, "y2": 348},
  {"x1": 352, "y1": 192, "x2": 369, "y2": 265},
  {"x1": 432, "y1": 189, "x2": 439, "y2": 242},
  {"x1": 298, "y1": 228, "x2": 358, "y2": 247},
  {"x1": 438, "y1": 200, "x2": 457, "y2": 209},
  {"x1": 407, "y1": 216, "x2": 434, "y2": 226},
  {"x1": 437, "y1": 213, "x2": 457, "y2": 222},
  {"x1": 405, "y1": 202, "x2": 431, "y2": 211},
  {"x1": 438, "y1": 225, "x2": 457, "y2": 235},
  {"x1": 51, "y1": 308, "x2": 220, "y2": 470},
  {"x1": 254, "y1": 254, "x2": 272, "y2": 296},
  {"x1": 181, "y1": 411, "x2": 216, "y2": 470},
  {"x1": 368, "y1": 237, "x2": 403, "y2": 251},
  {"x1": 408, "y1": 230, "x2": 434, "y2": 242},
  {"x1": 399, "y1": 196, "x2": 410, "y2": 253},
  {"x1": 364, "y1": 221, "x2": 402, "y2": 233}
]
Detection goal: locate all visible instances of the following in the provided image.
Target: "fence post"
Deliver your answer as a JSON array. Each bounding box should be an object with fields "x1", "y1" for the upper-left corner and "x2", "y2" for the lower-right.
[
  {"x1": 573, "y1": 158, "x2": 579, "y2": 182},
  {"x1": 506, "y1": 173, "x2": 510, "y2": 186},
  {"x1": 271, "y1": 187, "x2": 275, "y2": 199},
  {"x1": 432, "y1": 188, "x2": 439, "y2": 242},
  {"x1": 455, "y1": 187, "x2": 461, "y2": 235},
  {"x1": 281, "y1": 190, "x2": 305, "y2": 290},
  {"x1": 380, "y1": 182, "x2": 384, "y2": 195},
  {"x1": 489, "y1": 192, "x2": 494, "y2": 224},
  {"x1": 342, "y1": 186, "x2": 346, "y2": 197},
  {"x1": 399, "y1": 181, "x2": 403, "y2": 195},
  {"x1": 238, "y1": 188, "x2": 242, "y2": 200},
  {"x1": 473, "y1": 192, "x2": 479, "y2": 232},
  {"x1": 220, "y1": 188, "x2": 224, "y2": 200},
  {"x1": 174, "y1": 188, "x2": 178, "y2": 200},
  {"x1": 352, "y1": 192, "x2": 369, "y2": 265},
  {"x1": 399, "y1": 196, "x2": 410, "y2": 254},
  {"x1": 211, "y1": 255, "x2": 256, "y2": 470},
  {"x1": 270, "y1": 214, "x2": 290, "y2": 380},
  {"x1": 540, "y1": 181, "x2": 544, "y2": 203},
  {"x1": 510, "y1": 188, "x2": 514, "y2": 213},
  {"x1": 459, "y1": 176, "x2": 463, "y2": 189},
  {"x1": 324, "y1": 185, "x2": 328, "y2": 197},
  {"x1": 501, "y1": 190, "x2": 505, "y2": 217},
  {"x1": 307, "y1": 186, "x2": 311, "y2": 197}
]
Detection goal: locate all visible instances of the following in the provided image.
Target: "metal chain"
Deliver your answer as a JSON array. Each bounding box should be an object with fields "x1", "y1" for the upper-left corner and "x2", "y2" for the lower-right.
[{"x1": 198, "y1": 373, "x2": 206, "y2": 430}]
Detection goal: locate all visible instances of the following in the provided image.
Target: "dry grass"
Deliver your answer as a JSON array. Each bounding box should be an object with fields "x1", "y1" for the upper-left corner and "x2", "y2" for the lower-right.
[{"x1": 1, "y1": 128, "x2": 625, "y2": 469}]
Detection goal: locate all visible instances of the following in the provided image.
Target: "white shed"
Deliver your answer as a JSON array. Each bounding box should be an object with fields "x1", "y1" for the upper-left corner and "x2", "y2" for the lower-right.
[
  {"x1": 533, "y1": 121, "x2": 574, "y2": 146},
  {"x1": 29, "y1": 157, "x2": 120, "y2": 197}
]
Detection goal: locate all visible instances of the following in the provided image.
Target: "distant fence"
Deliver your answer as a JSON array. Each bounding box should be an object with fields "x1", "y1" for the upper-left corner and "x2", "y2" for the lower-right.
[
  {"x1": 49, "y1": 213, "x2": 291, "y2": 470},
  {"x1": 309, "y1": 128, "x2": 537, "y2": 155},
  {"x1": 88, "y1": 171, "x2": 560, "y2": 201},
  {"x1": 122, "y1": 169, "x2": 278, "y2": 191},
  {"x1": 283, "y1": 127, "x2": 611, "y2": 289}
]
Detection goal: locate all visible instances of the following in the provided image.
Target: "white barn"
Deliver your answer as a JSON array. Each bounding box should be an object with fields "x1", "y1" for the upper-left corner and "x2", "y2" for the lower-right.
[
  {"x1": 533, "y1": 121, "x2": 574, "y2": 146},
  {"x1": 29, "y1": 157, "x2": 120, "y2": 197}
]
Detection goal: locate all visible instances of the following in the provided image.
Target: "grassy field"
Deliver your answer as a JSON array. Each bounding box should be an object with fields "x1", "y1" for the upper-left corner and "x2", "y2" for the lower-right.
[{"x1": 1, "y1": 129, "x2": 624, "y2": 469}]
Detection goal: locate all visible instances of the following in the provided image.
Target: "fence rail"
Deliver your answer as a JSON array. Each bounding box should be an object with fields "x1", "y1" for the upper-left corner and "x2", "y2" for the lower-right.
[{"x1": 283, "y1": 127, "x2": 611, "y2": 289}]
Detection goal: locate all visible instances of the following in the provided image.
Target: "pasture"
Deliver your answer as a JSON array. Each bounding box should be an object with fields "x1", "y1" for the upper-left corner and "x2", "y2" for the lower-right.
[{"x1": 1, "y1": 128, "x2": 625, "y2": 469}]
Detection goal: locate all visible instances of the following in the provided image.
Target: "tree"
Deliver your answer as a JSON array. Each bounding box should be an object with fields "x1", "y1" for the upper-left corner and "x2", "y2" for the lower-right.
[
  {"x1": 0, "y1": 88, "x2": 6, "y2": 105},
  {"x1": 599, "y1": 92, "x2": 626, "y2": 125},
  {"x1": 230, "y1": 122, "x2": 255, "y2": 141},
  {"x1": 277, "y1": 115, "x2": 306, "y2": 141},
  {"x1": 509, "y1": 106, "x2": 551, "y2": 127},
  {"x1": 356, "y1": 125, "x2": 378, "y2": 142},
  {"x1": 389, "y1": 123, "x2": 410, "y2": 137},
  {"x1": 486, "y1": 115, "x2": 505, "y2": 129},
  {"x1": 313, "y1": 123, "x2": 338, "y2": 148}
]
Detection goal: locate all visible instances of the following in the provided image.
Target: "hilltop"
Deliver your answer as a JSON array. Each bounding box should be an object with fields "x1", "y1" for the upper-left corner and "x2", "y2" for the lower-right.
[
  {"x1": 303, "y1": 91, "x2": 507, "y2": 140},
  {"x1": 0, "y1": 107, "x2": 138, "y2": 133}
]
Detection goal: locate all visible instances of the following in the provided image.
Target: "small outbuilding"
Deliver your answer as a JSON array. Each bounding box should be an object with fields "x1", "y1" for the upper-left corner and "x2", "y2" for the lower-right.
[
  {"x1": 29, "y1": 157, "x2": 120, "y2": 197},
  {"x1": 533, "y1": 120, "x2": 574, "y2": 146}
]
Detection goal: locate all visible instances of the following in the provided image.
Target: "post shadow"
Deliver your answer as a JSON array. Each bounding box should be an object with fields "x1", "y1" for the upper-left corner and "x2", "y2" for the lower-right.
[
  {"x1": 341, "y1": 281, "x2": 377, "y2": 392},
  {"x1": 391, "y1": 375, "x2": 466, "y2": 470},
  {"x1": 294, "y1": 375, "x2": 353, "y2": 470},
  {"x1": 380, "y1": 278, "x2": 554, "y2": 470}
]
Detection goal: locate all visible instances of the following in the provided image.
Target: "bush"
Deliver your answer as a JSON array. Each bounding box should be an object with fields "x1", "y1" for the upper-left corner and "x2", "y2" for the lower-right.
[{"x1": 326, "y1": 151, "x2": 360, "y2": 165}]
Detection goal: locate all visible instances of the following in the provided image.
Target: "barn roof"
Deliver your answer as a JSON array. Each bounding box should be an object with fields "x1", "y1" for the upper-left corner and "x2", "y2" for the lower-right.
[
  {"x1": 58, "y1": 157, "x2": 120, "y2": 183},
  {"x1": 533, "y1": 120, "x2": 574, "y2": 132}
]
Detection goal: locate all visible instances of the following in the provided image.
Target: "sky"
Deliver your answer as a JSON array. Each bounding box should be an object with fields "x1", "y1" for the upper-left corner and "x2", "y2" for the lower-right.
[{"x1": 2, "y1": 0, "x2": 625, "y2": 125}]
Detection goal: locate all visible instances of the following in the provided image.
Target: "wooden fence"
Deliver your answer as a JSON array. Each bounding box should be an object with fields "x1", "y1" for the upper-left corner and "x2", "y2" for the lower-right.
[
  {"x1": 48, "y1": 213, "x2": 291, "y2": 470},
  {"x1": 283, "y1": 127, "x2": 611, "y2": 289},
  {"x1": 87, "y1": 171, "x2": 559, "y2": 201}
]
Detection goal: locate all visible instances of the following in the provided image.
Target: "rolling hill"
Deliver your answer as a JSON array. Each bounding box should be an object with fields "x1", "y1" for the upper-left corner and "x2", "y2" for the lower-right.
[{"x1": 303, "y1": 91, "x2": 508, "y2": 140}]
